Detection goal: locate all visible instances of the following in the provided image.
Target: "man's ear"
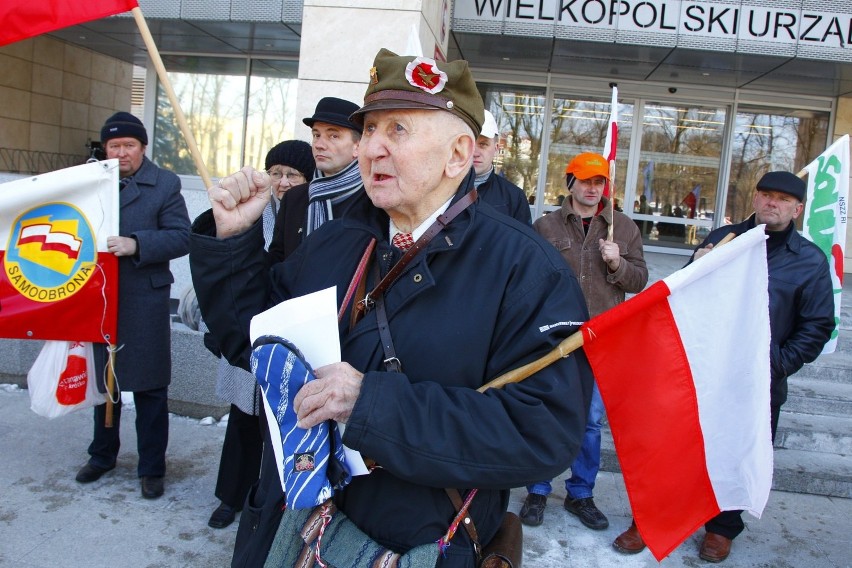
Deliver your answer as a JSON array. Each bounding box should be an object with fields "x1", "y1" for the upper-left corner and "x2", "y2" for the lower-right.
[
  {"x1": 445, "y1": 133, "x2": 474, "y2": 179},
  {"x1": 792, "y1": 201, "x2": 804, "y2": 220}
]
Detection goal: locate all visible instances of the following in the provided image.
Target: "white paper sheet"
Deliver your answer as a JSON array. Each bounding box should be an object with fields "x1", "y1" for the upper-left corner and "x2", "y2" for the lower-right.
[
  {"x1": 250, "y1": 286, "x2": 369, "y2": 482},
  {"x1": 249, "y1": 286, "x2": 340, "y2": 366}
]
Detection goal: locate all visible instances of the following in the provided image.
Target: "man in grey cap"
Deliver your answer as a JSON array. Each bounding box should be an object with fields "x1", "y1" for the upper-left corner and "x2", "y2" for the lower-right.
[
  {"x1": 268, "y1": 97, "x2": 364, "y2": 262},
  {"x1": 613, "y1": 170, "x2": 834, "y2": 563},
  {"x1": 190, "y1": 48, "x2": 591, "y2": 566}
]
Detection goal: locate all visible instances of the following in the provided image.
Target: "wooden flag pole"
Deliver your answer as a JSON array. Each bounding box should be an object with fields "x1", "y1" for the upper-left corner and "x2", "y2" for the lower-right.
[
  {"x1": 606, "y1": 84, "x2": 618, "y2": 242},
  {"x1": 607, "y1": 159, "x2": 616, "y2": 242},
  {"x1": 101, "y1": 7, "x2": 212, "y2": 429},
  {"x1": 478, "y1": 332, "x2": 584, "y2": 392},
  {"x1": 105, "y1": 348, "x2": 116, "y2": 427},
  {"x1": 131, "y1": 7, "x2": 213, "y2": 188}
]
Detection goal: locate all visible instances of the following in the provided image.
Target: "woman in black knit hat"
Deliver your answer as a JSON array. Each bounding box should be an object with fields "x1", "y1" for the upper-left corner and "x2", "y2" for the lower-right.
[
  {"x1": 264, "y1": 140, "x2": 315, "y2": 200},
  {"x1": 206, "y1": 139, "x2": 314, "y2": 529}
]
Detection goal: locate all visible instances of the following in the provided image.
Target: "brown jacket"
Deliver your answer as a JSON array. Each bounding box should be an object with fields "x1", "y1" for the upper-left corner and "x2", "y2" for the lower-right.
[{"x1": 533, "y1": 196, "x2": 648, "y2": 317}]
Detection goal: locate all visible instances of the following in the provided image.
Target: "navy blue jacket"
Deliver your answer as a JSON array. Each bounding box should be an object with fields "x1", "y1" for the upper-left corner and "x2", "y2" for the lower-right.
[
  {"x1": 689, "y1": 215, "x2": 834, "y2": 406},
  {"x1": 190, "y1": 176, "x2": 592, "y2": 565},
  {"x1": 477, "y1": 171, "x2": 531, "y2": 225}
]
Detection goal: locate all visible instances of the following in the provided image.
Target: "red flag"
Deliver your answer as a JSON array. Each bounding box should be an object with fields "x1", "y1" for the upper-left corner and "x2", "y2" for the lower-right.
[
  {"x1": 0, "y1": 161, "x2": 120, "y2": 343},
  {"x1": 681, "y1": 184, "x2": 701, "y2": 218},
  {"x1": 0, "y1": 0, "x2": 138, "y2": 47},
  {"x1": 581, "y1": 226, "x2": 773, "y2": 560}
]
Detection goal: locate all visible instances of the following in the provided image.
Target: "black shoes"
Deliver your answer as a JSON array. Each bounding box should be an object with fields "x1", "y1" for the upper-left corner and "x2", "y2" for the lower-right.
[
  {"x1": 76, "y1": 464, "x2": 164, "y2": 500},
  {"x1": 140, "y1": 476, "x2": 165, "y2": 499},
  {"x1": 521, "y1": 494, "x2": 609, "y2": 530},
  {"x1": 208, "y1": 503, "x2": 237, "y2": 529},
  {"x1": 519, "y1": 493, "x2": 548, "y2": 526},
  {"x1": 564, "y1": 496, "x2": 609, "y2": 530},
  {"x1": 75, "y1": 463, "x2": 115, "y2": 483}
]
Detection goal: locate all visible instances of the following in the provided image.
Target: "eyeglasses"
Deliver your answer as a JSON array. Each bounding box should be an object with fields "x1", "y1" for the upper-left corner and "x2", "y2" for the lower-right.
[{"x1": 267, "y1": 170, "x2": 305, "y2": 182}]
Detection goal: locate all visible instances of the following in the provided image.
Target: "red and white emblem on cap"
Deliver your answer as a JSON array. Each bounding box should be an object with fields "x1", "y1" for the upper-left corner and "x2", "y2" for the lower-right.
[{"x1": 405, "y1": 57, "x2": 448, "y2": 95}]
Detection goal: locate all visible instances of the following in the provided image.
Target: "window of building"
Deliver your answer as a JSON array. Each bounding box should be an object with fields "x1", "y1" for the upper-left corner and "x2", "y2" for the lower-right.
[
  {"x1": 479, "y1": 85, "x2": 547, "y2": 209},
  {"x1": 151, "y1": 57, "x2": 299, "y2": 178},
  {"x1": 636, "y1": 102, "x2": 727, "y2": 248},
  {"x1": 547, "y1": 95, "x2": 633, "y2": 213},
  {"x1": 726, "y1": 106, "x2": 830, "y2": 229}
]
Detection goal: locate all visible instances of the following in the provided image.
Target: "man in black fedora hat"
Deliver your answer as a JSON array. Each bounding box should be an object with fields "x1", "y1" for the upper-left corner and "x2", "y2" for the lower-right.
[
  {"x1": 191, "y1": 48, "x2": 591, "y2": 566},
  {"x1": 268, "y1": 96, "x2": 365, "y2": 262}
]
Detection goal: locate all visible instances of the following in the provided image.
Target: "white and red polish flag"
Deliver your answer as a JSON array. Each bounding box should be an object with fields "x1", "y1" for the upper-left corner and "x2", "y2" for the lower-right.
[
  {"x1": 601, "y1": 86, "x2": 618, "y2": 198},
  {"x1": 0, "y1": 160, "x2": 120, "y2": 343},
  {"x1": 0, "y1": 0, "x2": 138, "y2": 47},
  {"x1": 581, "y1": 226, "x2": 774, "y2": 561}
]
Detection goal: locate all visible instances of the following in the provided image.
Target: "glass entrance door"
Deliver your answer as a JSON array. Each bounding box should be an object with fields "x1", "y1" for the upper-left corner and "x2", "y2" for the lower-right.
[{"x1": 634, "y1": 102, "x2": 727, "y2": 249}]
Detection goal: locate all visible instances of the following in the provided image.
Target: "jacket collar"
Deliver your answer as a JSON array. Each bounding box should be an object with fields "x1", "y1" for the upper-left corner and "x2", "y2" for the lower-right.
[
  {"x1": 129, "y1": 156, "x2": 158, "y2": 186},
  {"x1": 744, "y1": 213, "x2": 801, "y2": 254},
  {"x1": 118, "y1": 157, "x2": 157, "y2": 206},
  {"x1": 340, "y1": 169, "x2": 477, "y2": 254},
  {"x1": 562, "y1": 195, "x2": 613, "y2": 224}
]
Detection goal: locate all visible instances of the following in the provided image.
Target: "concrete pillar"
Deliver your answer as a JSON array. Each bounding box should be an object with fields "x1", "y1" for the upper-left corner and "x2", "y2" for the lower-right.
[{"x1": 294, "y1": 0, "x2": 452, "y2": 140}]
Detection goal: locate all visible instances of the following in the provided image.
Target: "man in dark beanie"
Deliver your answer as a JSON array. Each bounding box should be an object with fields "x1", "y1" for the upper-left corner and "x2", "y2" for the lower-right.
[
  {"x1": 268, "y1": 96, "x2": 365, "y2": 263},
  {"x1": 191, "y1": 48, "x2": 590, "y2": 567},
  {"x1": 75, "y1": 111, "x2": 190, "y2": 501},
  {"x1": 206, "y1": 139, "x2": 315, "y2": 530},
  {"x1": 613, "y1": 170, "x2": 834, "y2": 563}
]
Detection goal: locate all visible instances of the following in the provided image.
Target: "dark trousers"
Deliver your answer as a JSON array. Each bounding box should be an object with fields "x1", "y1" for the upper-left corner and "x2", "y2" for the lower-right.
[
  {"x1": 705, "y1": 404, "x2": 781, "y2": 540},
  {"x1": 87, "y1": 386, "x2": 169, "y2": 478},
  {"x1": 214, "y1": 404, "x2": 264, "y2": 509},
  {"x1": 231, "y1": 416, "x2": 286, "y2": 568}
]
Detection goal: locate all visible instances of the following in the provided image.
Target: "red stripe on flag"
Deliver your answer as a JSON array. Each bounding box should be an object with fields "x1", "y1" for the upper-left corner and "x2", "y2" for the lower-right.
[
  {"x1": 0, "y1": 0, "x2": 138, "y2": 47},
  {"x1": 606, "y1": 123, "x2": 618, "y2": 162},
  {"x1": 582, "y1": 281, "x2": 720, "y2": 560},
  {"x1": 0, "y1": 252, "x2": 118, "y2": 343}
]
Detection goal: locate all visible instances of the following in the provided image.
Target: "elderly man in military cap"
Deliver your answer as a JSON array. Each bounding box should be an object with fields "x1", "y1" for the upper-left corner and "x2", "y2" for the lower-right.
[
  {"x1": 613, "y1": 170, "x2": 834, "y2": 563},
  {"x1": 190, "y1": 49, "x2": 592, "y2": 566}
]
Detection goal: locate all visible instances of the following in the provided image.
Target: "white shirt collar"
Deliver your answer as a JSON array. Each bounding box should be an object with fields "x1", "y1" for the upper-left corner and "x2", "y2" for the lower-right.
[{"x1": 388, "y1": 196, "x2": 454, "y2": 245}]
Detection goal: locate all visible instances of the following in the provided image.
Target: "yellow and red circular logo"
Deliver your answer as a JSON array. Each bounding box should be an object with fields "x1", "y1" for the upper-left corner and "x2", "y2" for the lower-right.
[{"x1": 3, "y1": 203, "x2": 97, "y2": 303}]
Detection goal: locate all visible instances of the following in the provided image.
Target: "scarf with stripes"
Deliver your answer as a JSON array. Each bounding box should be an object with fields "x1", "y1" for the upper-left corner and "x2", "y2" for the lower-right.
[{"x1": 306, "y1": 160, "x2": 363, "y2": 235}]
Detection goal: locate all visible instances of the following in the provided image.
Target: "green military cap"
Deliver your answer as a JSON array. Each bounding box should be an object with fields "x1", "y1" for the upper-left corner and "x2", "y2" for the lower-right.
[{"x1": 350, "y1": 48, "x2": 485, "y2": 136}]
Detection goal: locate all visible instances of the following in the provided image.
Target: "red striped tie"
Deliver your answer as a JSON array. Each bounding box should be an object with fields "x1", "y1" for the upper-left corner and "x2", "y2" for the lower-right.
[{"x1": 392, "y1": 232, "x2": 414, "y2": 252}]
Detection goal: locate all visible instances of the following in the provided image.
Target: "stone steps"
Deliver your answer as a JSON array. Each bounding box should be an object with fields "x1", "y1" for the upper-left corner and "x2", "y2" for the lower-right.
[
  {"x1": 785, "y1": 378, "x2": 852, "y2": 417},
  {"x1": 599, "y1": 360, "x2": 852, "y2": 498},
  {"x1": 774, "y1": 412, "x2": 852, "y2": 454},
  {"x1": 771, "y1": 448, "x2": 852, "y2": 498}
]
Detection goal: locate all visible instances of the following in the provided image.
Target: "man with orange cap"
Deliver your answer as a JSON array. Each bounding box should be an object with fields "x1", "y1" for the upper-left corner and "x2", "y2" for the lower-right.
[{"x1": 519, "y1": 152, "x2": 647, "y2": 529}]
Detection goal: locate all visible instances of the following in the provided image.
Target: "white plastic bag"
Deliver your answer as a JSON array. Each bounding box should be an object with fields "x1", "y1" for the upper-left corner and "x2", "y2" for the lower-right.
[{"x1": 27, "y1": 341, "x2": 104, "y2": 419}]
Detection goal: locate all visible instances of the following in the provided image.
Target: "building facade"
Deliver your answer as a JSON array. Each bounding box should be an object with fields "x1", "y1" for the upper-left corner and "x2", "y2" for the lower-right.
[{"x1": 1, "y1": 0, "x2": 850, "y2": 260}]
